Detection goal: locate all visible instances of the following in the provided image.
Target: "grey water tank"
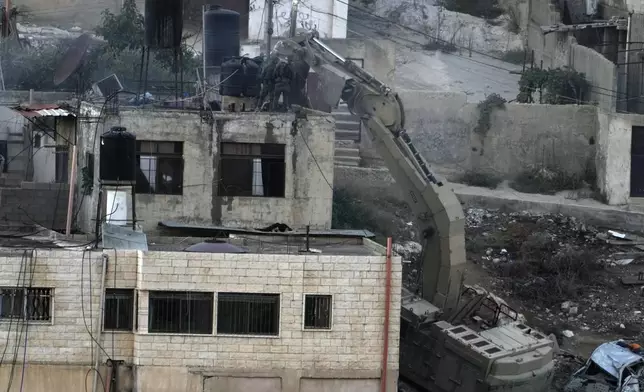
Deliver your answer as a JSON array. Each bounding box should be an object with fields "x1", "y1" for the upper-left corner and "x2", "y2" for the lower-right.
[{"x1": 204, "y1": 5, "x2": 240, "y2": 68}]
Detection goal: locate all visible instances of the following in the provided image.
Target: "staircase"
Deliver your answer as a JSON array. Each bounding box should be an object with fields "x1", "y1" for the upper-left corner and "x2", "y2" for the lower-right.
[{"x1": 332, "y1": 102, "x2": 361, "y2": 167}]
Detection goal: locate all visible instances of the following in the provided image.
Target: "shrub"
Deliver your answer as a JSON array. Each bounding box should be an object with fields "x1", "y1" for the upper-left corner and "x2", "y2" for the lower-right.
[
  {"x1": 458, "y1": 171, "x2": 503, "y2": 189},
  {"x1": 500, "y1": 49, "x2": 526, "y2": 65},
  {"x1": 423, "y1": 40, "x2": 458, "y2": 53},
  {"x1": 510, "y1": 167, "x2": 584, "y2": 195}
]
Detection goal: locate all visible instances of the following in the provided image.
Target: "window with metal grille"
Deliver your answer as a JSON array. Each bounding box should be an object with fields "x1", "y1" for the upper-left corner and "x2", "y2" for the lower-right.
[
  {"x1": 219, "y1": 143, "x2": 286, "y2": 197},
  {"x1": 104, "y1": 289, "x2": 135, "y2": 331},
  {"x1": 303, "y1": 294, "x2": 332, "y2": 329},
  {"x1": 148, "y1": 291, "x2": 213, "y2": 334},
  {"x1": 135, "y1": 141, "x2": 184, "y2": 195},
  {"x1": 217, "y1": 293, "x2": 280, "y2": 336},
  {"x1": 0, "y1": 287, "x2": 52, "y2": 322}
]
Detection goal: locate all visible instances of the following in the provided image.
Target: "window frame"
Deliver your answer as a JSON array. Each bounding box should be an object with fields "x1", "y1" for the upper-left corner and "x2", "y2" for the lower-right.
[
  {"x1": 218, "y1": 142, "x2": 286, "y2": 198},
  {"x1": 135, "y1": 140, "x2": 184, "y2": 196},
  {"x1": 103, "y1": 288, "x2": 136, "y2": 332},
  {"x1": 147, "y1": 290, "x2": 214, "y2": 335},
  {"x1": 302, "y1": 294, "x2": 333, "y2": 331},
  {"x1": 0, "y1": 287, "x2": 54, "y2": 324},
  {"x1": 216, "y1": 292, "x2": 281, "y2": 337}
]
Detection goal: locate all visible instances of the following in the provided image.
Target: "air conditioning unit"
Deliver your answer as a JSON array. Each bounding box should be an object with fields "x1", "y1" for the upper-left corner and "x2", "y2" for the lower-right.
[{"x1": 92, "y1": 74, "x2": 124, "y2": 98}]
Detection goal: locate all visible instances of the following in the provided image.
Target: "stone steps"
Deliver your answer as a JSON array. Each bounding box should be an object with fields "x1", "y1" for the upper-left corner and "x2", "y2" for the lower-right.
[{"x1": 332, "y1": 102, "x2": 362, "y2": 166}]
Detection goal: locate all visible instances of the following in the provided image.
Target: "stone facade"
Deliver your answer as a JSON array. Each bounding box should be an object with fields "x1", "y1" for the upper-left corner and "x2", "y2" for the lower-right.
[
  {"x1": 76, "y1": 108, "x2": 335, "y2": 233},
  {"x1": 0, "y1": 246, "x2": 401, "y2": 392}
]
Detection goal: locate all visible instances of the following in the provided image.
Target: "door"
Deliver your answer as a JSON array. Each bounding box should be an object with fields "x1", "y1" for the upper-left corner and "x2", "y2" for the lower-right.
[
  {"x1": 631, "y1": 126, "x2": 644, "y2": 197},
  {"x1": 0, "y1": 141, "x2": 6, "y2": 173}
]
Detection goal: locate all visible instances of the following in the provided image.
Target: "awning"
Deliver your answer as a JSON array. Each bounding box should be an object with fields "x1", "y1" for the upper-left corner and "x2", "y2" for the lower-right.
[{"x1": 12, "y1": 104, "x2": 75, "y2": 118}]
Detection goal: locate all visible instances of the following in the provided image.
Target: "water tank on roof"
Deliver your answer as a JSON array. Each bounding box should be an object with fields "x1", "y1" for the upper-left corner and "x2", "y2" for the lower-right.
[
  {"x1": 220, "y1": 57, "x2": 245, "y2": 96},
  {"x1": 204, "y1": 5, "x2": 241, "y2": 68},
  {"x1": 100, "y1": 126, "x2": 136, "y2": 183},
  {"x1": 243, "y1": 57, "x2": 261, "y2": 97},
  {"x1": 144, "y1": 0, "x2": 184, "y2": 49}
]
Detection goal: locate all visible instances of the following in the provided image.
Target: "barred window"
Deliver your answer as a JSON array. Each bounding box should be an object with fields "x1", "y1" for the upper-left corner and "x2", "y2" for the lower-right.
[
  {"x1": 304, "y1": 294, "x2": 332, "y2": 330},
  {"x1": 104, "y1": 289, "x2": 135, "y2": 331},
  {"x1": 148, "y1": 291, "x2": 213, "y2": 334},
  {"x1": 0, "y1": 287, "x2": 52, "y2": 322},
  {"x1": 217, "y1": 293, "x2": 280, "y2": 336}
]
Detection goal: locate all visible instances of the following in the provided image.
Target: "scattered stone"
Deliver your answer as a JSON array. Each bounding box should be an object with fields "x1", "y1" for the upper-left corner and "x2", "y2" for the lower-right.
[{"x1": 562, "y1": 330, "x2": 575, "y2": 338}]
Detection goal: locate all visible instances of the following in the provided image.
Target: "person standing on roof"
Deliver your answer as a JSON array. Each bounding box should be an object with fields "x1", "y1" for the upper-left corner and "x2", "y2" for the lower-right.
[
  {"x1": 258, "y1": 54, "x2": 280, "y2": 110},
  {"x1": 271, "y1": 56, "x2": 293, "y2": 112},
  {"x1": 290, "y1": 47, "x2": 311, "y2": 108}
]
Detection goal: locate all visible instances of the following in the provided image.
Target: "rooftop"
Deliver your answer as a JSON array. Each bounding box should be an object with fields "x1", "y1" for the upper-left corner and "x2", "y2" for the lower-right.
[{"x1": 0, "y1": 226, "x2": 384, "y2": 256}]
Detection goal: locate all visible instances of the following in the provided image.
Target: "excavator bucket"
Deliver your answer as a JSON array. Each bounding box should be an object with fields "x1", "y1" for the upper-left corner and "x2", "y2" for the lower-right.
[{"x1": 274, "y1": 37, "x2": 349, "y2": 110}]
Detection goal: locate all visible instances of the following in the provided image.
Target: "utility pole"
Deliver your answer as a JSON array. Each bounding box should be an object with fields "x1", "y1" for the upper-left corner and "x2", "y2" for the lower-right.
[
  {"x1": 264, "y1": 0, "x2": 274, "y2": 54},
  {"x1": 3, "y1": 0, "x2": 10, "y2": 38},
  {"x1": 289, "y1": 0, "x2": 299, "y2": 38}
]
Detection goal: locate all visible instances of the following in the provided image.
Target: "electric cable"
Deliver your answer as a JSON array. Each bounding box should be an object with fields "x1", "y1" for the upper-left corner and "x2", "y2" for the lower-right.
[
  {"x1": 5, "y1": 250, "x2": 32, "y2": 392},
  {"x1": 80, "y1": 250, "x2": 113, "y2": 361},
  {"x1": 297, "y1": 1, "x2": 633, "y2": 101},
  {"x1": 18, "y1": 250, "x2": 37, "y2": 392},
  {"x1": 0, "y1": 251, "x2": 26, "y2": 369}
]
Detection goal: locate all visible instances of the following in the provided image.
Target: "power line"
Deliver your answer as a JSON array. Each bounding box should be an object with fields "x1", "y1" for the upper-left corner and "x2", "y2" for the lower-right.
[{"x1": 298, "y1": 0, "x2": 631, "y2": 101}]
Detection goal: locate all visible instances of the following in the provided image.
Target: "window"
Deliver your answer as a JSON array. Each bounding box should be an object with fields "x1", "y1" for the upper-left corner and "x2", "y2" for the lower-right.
[
  {"x1": 135, "y1": 141, "x2": 184, "y2": 195},
  {"x1": 33, "y1": 134, "x2": 41, "y2": 148},
  {"x1": 219, "y1": 143, "x2": 286, "y2": 197},
  {"x1": 217, "y1": 293, "x2": 280, "y2": 336},
  {"x1": 0, "y1": 287, "x2": 52, "y2": 322},
  {"x1": 104, "y1": 289, "x2": 135, "y2": 331},
  {"x1": 0, "y1": 141, "x2": 6, "y2": 173},
  {"x1": 303, "y1": 294, "x2": 332, "y2": 330},
  {"x1": 148, "y1": 291, "x2": 213, "y2": 334},
  {"x1": 55, "y1": 146, "x2": 69, "y2": 183}
]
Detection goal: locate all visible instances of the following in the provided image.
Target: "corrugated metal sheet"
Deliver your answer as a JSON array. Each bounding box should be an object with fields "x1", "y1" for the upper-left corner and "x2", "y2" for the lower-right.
[
  {"x1": 13, "y1": 104, "x2": 75, "y2": 118},
  {"x1": 158, "y1": 220, "x2": 375, "y2": 238}
]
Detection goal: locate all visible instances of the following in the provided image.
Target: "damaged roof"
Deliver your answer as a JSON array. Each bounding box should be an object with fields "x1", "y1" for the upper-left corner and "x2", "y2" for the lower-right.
[{"x1": 12, "y1": 104, "x2": 74, "y2": 118}]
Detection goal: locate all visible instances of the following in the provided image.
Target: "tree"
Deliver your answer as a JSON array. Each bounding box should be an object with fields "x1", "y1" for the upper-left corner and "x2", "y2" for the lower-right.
[
  {"x1": 95, "y1": 0, "x2": 199, "y2": 74},
  {"x1": 95, "y1": 0, "x2": 144, "y2": 55}
]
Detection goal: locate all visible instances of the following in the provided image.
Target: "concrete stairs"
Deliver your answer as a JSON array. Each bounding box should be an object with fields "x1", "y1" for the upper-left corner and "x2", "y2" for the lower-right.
[{"x1": 332, "y1": 102, "x2": 361, "y2": 167}]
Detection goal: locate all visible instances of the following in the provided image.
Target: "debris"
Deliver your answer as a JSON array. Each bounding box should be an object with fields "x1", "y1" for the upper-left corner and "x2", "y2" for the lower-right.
[
  {"x1": 621, "y1": 272, "x2": 644, "y2": 286},
  {"x1": 608, "y1": 230, "x2": 626, "y2": 239},
  {"x1": 562, "y1": 330, "x2": 575, "y2": 338}
]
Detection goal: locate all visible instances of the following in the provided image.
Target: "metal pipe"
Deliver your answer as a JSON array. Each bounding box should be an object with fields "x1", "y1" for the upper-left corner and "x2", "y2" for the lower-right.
[
  {"x1": 380, "y1": 237, "x2": 393, "y2": 392},
  {"x1": 625, "y1": 11, "x2": 633, "y2": 110},
  {"x1": 91, "y1": 254, "x2": 108, "y2": 392},
  {"x1": 265, "y1": 0, "x2": 274, "y2": 53},
  {"x1": 65, "y1": 144, "x2": 78, "y2": 236},
  {"x1": 289, "y1": 0, "x2": 299, "y2": 38}
]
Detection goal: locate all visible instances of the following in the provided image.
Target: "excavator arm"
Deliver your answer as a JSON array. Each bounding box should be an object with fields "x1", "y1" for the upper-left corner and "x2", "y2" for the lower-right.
[{"x1": 276, "y1": 32, "x2": 466, "y2": 313}]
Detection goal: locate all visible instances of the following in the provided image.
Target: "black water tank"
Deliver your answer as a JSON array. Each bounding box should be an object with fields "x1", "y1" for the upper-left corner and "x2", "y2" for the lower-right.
[
  {"x1": 144, "y1": 0, "x2": 183, "y2": 49},
  {"x1": 204, "y1": 5, "x2": 240, "y2": 68},
  {"x1": 100, "y1": 126, "x2": 136, "y2": 183},
  {"x1": 220, "y1": 57, "x2": 245, "y2": 96},
  {"x1": 243, "y1": 58, "x2": 261, "y2": 97}
]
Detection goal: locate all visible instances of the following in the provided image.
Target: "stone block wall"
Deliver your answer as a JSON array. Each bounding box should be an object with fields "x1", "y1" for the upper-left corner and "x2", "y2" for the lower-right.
[
  {"x1": 0, "y1": 248, "x2": 401, "y2": 392},
  {"x1": 0, "y1": 183, "x2": 69, "y2": 230}
]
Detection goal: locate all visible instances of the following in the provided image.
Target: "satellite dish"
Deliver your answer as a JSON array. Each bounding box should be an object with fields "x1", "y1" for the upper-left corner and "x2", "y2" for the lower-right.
[{"x1": 53, "y1": 33, "x2": 92, "y2": 86}]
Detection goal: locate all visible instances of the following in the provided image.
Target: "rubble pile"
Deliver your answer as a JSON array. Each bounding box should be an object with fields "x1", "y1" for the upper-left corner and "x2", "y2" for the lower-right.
[{"x1": 465, "y1": 207, "x2": 644, "y2": 341}]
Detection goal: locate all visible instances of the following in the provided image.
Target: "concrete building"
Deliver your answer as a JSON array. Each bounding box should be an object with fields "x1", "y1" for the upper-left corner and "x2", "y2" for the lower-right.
[
  {"x1": 0, "y1": 234, "x2": 401, "y2": 392},
  {"x1": 75, "y1": 107, "x2": 336, "y2": 234}
]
